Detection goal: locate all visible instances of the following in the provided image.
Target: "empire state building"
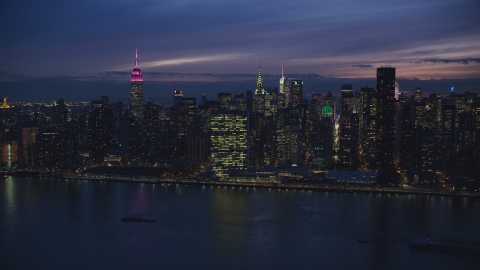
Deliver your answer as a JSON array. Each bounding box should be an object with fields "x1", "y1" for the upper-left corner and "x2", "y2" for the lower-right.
[{"x1": 130, "y1": 48, "x2": 143, "y2": 121}]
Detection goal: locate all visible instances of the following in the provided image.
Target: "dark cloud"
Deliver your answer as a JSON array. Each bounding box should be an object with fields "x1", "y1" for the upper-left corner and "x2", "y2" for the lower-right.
[
  {"x1": 351, "y1": 65, "x2": 373, "y2": 69},
  {"x1": 1, "y1": 0, "x2": 479, "y2": 79},
  {"x1": 0, "y1": 70, "x2": 30, "y2": 81},
  {"x1": 421, "y1": 58, "x2": 480, "y2": 64}
]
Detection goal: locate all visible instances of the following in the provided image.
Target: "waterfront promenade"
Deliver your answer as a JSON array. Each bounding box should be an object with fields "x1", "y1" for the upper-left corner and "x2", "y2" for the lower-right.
[
  {"x1": 55, "y1": 173, "x2": 479, "y2": 198},
  {"x1": 4, "y1": 169, "x2": 477, "y2": 197}
]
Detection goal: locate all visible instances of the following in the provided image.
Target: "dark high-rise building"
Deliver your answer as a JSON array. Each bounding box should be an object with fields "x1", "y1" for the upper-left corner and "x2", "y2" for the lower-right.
[
  {"x1": 298, "y1": 99, "x2": 311, "y2": 163},
  {"x1": 275, "y1": 109, "x2": 289, "y2": 165},
  {"x1": 217, "y1": 93, "x2": 231, "y2": 109},
  {"x1": 340, "y1": 84, "x2": 354, "y2": 112},
  {"x1": 339, "y1": 84, "x2": 358, "y2": 169},
  {"x1": 36, "y1": 132, "x2": 63, "y2": 170},
  {"x1": 88, "y1": 98, "x2": 114, "y2": 162},
  {"x1": 246, "y1": 91, "x2": 254, "y2": 113},
  {"x1": 130, "y1": 49, "x2": 144, "y2": 122},
  {"x1": 64, "y1": 119, "x2": 80, "y2": 168},
  {"x1": 399, "y1": 102, "x2": 413, "y2": 171},
  {"x1": 180, "y1": 98, "x2": 197, "y2": 136},
  {"x1": 249, "y1": 112, "x2": 265, "y2": 168},
  {"x1": 173, "y1": 90, "x2": 183, "y2": 106},
  {"x1": 311, "y1": 92, "x2": 322, "y2": 122},
  {"x1": 291, "y1": 80, "x2": 303, "y2": 108},
  {"x1": 413, "y1": 96, "x2": 427, "y2": 129},
  {"x1": 414, "y1": 126, "x2": 436, "y2": 186},
  {"x1": 21, "y1": 120, "x2": 38, "y2": 167},
  {"x1": 360, "y1": 87, "x2": 376, "y2": 165},
  {"x1": 375, "y1": 67, "x2": 396, "y2": 175},
  {"x1": 414, "y1": 87, "x2": 422, "y2": 103},
  {"x1": 234, "y1": 93, "x2": 246, "y2": 110},
  {"x1": 289, "y1": 123, "x2": 301, "y2": 164},
  {"x1": 144, "y1": 102, "x2": 160, "y2": 128},
  {"x1": 187, "y1": 135, "x2": 210, "y2": 163}
]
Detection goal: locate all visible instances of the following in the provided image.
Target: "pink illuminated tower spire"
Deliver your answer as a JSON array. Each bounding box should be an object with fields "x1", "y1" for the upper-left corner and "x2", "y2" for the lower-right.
[
  {"x1": 131, "y1": 48, "x2": 143, "y2": 82},
  {"x1": 130, "y1": 48, "x2": 144, "y2": 121}
]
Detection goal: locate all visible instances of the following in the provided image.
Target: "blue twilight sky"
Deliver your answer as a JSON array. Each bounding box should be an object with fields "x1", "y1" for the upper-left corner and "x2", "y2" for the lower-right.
[{"x1": 0, "y1": 0, "x2": 479, "y2": 102}]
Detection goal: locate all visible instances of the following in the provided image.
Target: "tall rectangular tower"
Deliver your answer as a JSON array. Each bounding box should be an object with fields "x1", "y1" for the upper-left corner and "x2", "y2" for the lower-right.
[
  {"x1": 291, "y1": 80, "x2": 303, "y2": 108},
  {"x1": 210, "y1": 110, "x2": 249, "y2": 178},
  {"x1": 360, "y1": 87, "x2": 376, "y2": 165},
  {"x1": 130, "y1": 49, "x2": 144, "y2": 122},
  {"x1": 376, "y1": 67, "x2": 396, "y2": 171}
]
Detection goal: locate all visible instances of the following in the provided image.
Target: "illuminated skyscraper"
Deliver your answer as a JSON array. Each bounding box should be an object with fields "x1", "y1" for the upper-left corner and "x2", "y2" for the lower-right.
[
  {"x1": 339, "y1": 84, "x2": 356, "y2": 169},
  {"x1": 291, "y1": 80, "x2": 303, "y2": 108},
  {"x1": 322, "y1": 91, "x2": 335, "y2": 120},
  {"x1": 376, "y1": 67, "x2": 396, "y2": 172},
  {"x1": 255, "y1": 65, "x2": 265, "y2": 95},
  {"x1": 130, "y1": 49, "x2": 144, "y2": 122},
  {"x1": 340, "y1": 84, "x2": 354, "y2": 112},
  {"x1": 217, "y1": 92, "x2": 231, "y2": 109},
  {"x1": 275, "y1": 109, "x2": 290, "y2": 164},
  {"x1": 414, "y1": 87, "x2": 422, "y2": 103},
  {"x1": 0, "y1": 139, "x2": 18, "y2": 169},
  {"x1": 0, "y1": 97, "x2": 10, "y2": 109},
  {"x1": 395, "y1": 81, "x2": 399, "y2": 100},
  {"x1": 210, "y1": 110, "x2": 249, "y2": 178},
  {"x1": 279, "y1": 63, "x2": 290, "y2": 108},
  {"x1": 255, "y1": 66, "x2": 265, "y2": 113}
]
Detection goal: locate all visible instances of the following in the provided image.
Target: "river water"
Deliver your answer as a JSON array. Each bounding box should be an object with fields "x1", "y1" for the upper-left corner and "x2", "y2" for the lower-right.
[{"x1": 1, "y1": 176, "x2": 479, "y2": 269}]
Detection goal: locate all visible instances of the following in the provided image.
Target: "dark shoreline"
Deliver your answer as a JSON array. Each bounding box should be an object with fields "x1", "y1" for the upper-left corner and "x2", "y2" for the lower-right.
[{"x1": 20, "y1": 174, "x2": 477, "y2": 198}]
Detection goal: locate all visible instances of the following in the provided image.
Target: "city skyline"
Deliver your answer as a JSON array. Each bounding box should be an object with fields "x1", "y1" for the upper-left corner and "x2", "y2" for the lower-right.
[
  {"x1": 1, "y1": 0, "x2": 479, "y2": 101},
  {"x1": 1, "y1": 61, "x2": 479, "y2": 189}
]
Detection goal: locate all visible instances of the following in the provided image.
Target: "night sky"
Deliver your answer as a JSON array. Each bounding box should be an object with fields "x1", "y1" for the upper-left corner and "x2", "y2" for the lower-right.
[{"x1": 1, "y1": 0, "x2": 479, "y2": 102}]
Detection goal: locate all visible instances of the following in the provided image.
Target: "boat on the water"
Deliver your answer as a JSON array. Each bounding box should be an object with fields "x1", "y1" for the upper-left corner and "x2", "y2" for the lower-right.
[
  {"x1": 120, "y1": 217, "x2": 155, "y2": 223},
  {"x1": 409, "y1": 236, "x2": 480, "y2": 255}
]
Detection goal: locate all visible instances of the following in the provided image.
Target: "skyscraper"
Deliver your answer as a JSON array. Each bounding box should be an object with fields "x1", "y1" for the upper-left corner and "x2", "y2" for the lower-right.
[
  {"x1": 291, "y1": 80, "x2": 303, "y2": 108},
  {"x1": 255, "y1": 66, "x2": 265, "y2": 113},
  {"x1": 210, "y1": 110, "x2": 249, "y2": 178},
  {"x1": 311, "y1": 92, "x2": 322, "y2": 122},
  {"x1": 130, "y1": 49, "x2": 144, "y2": 122},
  {"x1": 395, "y1": 81, "x2": 399, "y2": 100},
  {"x1": 339, "y1": 84, "x2": 357, "y2": 169},
  {"x1": 21, "y1": 121, "x2": 38, "y2": 167},
  {"x1": 234, "y1": 93, "x2": 246, "y2": 110},
  {"x1": 173, "y1": 90, "x2": 183, "y2": 106},
  {"x1": 360, "y1": 87, "x2": 376, "y2": 165},
  {"x1": 88, "y1": 98, "x2": 114, "y2": 162},
  {"x1": 322, "y1": 91, "x2": 335, "y2": 120},
  {"x1": 255, "y1": 65, "x2": 265, "y2": 95},
  {"x1": 414, "y1": 87, "x2": 422, "y2": 103},
  {"x1": 217, "y1": 92, "x2": 231, "y2": 109},
  {"x1": 376, "y1": 67, "x2": 396, "y2": 174},
  {"x1": 279, "y1": 63, "x2": 290, "y2": 108}
]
